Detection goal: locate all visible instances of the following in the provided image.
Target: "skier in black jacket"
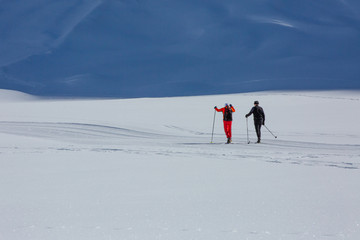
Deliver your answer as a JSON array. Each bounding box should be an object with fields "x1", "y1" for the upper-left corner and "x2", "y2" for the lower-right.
[{"x1": 245, "y1": 101, "x2": 265, "y2": 143}]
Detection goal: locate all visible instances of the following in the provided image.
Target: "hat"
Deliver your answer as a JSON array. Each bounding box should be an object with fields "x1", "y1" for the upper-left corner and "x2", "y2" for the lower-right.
[
  {"x1": 225, "y1": 103, "x2": 229, "y2": 106},
  {"x1": 254, "y1": 101, "x2": 259, "y2": 104}
]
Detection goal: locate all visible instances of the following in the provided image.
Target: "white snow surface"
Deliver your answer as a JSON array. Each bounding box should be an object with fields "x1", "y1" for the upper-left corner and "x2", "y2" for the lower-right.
[
  {"x1": 0, "y1": 89, "x2": 38, "y2": 102},
  {"x1": 0, "y1": 90, "x2": 359, "y2": 240}
]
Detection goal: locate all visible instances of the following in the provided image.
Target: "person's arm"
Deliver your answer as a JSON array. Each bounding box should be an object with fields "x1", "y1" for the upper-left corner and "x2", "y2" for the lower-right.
[
  {"x1": 230, "y1": 104, "x2": 235, "y2": 112},
  {"x1": 261, "y1": 108, "x2": 265, "y2": 124},
  {"x1": 245, "y1": 107, "x2": 254, "y2": 118},
  {"x1": 215, "y1": 107, "x2": 224, "y2": 112}
]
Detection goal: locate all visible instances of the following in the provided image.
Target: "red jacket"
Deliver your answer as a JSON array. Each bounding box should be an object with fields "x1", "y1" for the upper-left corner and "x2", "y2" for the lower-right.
[{"x1": 215, "y1": 106, "x2": 235, "y2": 121}]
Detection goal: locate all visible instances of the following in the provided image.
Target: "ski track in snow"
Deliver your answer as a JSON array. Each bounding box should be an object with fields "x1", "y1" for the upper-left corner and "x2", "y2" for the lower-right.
[
  {"x1": 0, "y1": 121, "x2": 358, "y2": 170},
  {"x1": 1, "y1": 91, "x2": 360, "y2": 240}
]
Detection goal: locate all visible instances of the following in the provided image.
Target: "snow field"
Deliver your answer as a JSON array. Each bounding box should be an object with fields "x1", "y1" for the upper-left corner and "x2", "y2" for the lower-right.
[{"x1": 0, "y1": 90, "x2": 359, "y2": 240}]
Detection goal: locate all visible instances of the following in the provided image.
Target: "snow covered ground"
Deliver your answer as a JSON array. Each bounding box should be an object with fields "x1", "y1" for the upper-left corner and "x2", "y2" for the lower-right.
[{"x1": 0, "y1": 89, "x2": 359, "y2": 240}]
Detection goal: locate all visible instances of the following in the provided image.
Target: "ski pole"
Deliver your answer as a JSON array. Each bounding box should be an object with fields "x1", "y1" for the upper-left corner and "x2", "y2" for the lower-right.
[
  {"x1": 246, "y1": 118, "x2": 250, "y2": 144},
  {"x1": 210, "y1": 109, "x2": 216, "y2": 143},
  {"x1": 264, "y1": 125, "x2": 277, "y2": 138}
]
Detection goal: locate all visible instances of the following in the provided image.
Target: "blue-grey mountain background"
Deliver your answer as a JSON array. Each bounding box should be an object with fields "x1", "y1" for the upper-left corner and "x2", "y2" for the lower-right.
[{"x1": 1, "y1": 0, "x2": 359, "y2": 97}]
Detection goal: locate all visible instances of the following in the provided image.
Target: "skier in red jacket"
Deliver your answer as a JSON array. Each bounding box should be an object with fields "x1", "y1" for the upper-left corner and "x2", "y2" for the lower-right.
[{"x1": 214, "y1": 103, "x2": 235, "y2": 144}]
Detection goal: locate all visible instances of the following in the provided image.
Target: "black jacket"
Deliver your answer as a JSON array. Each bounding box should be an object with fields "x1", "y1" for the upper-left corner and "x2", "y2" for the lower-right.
[{"x1": 247, "y1": 106, "x2": 265, "y2": 123}]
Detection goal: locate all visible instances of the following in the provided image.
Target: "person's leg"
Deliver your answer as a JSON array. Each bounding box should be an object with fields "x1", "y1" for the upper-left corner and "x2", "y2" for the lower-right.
[
  {"x1": 227, "y1": 121, "x2": 232, "y2": 143},
  {"x1": 258, "y1": 124, "x2": 262, "y2": 142},
  {"x1": 223, "y1": 121, "x2": 232, "y2": 143},
  {"x1": 255, "y1": 122, "x2": 261, "y2": 143},
  {"x1": 223, "y1": 121, "x2": 228, "y2": 138},
  {"x1": 227, "y1": 121, "x2": 232, "y2": 139}
]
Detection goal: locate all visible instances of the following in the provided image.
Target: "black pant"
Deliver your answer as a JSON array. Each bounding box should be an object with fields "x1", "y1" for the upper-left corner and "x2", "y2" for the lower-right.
[{"x1": 254, "y1": 120, "x2": 263, "y2": 141}]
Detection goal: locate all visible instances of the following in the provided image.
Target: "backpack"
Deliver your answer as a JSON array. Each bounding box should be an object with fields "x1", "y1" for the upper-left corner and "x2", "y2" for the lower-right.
[{"x1": 223, "y1": 107, "x2": 233, "y2": 121}]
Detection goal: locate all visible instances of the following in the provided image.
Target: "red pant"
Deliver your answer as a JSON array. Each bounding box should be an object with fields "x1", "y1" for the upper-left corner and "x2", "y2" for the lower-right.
[{"x1": 223, "y1": 121, "x2": 232, "y2": 138}]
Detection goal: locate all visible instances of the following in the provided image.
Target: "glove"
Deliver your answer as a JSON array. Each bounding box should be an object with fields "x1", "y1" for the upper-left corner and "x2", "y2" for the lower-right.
[
  {"x1": 214, "y1": 106, "x2": 217, "y2": 109},
  {"x1": 229, "y1": 104, "x2": 232, "y2": 107},
  {"x1": 245, "y1": 114, "x2": 249, "y2": 118},
  {"x1": 262, "y1": 121, "x2": 265, "y2": 125}
]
